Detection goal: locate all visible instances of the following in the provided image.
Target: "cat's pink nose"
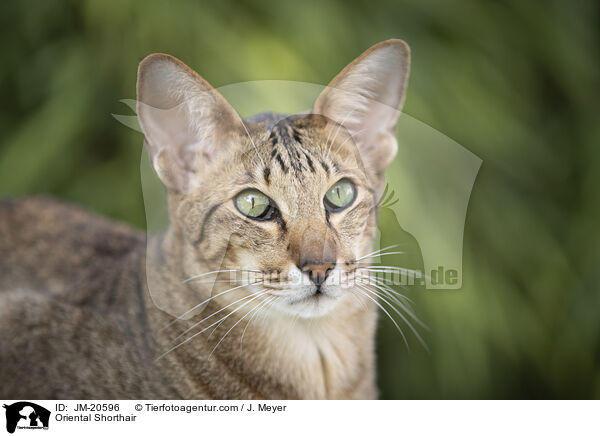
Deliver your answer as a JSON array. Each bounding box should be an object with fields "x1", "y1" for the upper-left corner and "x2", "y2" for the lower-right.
[{"x1": 300, "y1": 263, "x2": 335, "y2": 286}]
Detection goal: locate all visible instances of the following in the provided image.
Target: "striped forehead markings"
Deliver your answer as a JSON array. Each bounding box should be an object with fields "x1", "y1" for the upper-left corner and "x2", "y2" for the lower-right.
[{"x1": 265, "y1": 119, "x2": 328, "y2": 178}]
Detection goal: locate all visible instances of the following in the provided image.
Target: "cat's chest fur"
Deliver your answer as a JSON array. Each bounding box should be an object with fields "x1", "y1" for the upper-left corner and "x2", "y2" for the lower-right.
[
  {"x1": 154, "y1": 293, "x2": 378, "y2": 399},
  {"x1": 0, "y1": 197, "x2": 377, "y2": 399}
]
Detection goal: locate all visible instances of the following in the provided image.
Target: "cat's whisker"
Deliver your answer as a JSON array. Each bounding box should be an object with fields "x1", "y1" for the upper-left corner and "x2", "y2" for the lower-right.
[
  {"x1": 239, "y1": 119, "x2": 265, "y2": 167},
  {"x1": 243, "y1": 295, "x2": 279, "y2": 348},
  {"x1": 206, "y1": 293, "x2": 271, "y2": 341},
  {"x1": 354, "y1": 283, "x2": 421, "y2": 349},
  {"x1": 371, "y1": 281, "x2": 413, "y2": 306},
  {"x1": 358, "y1": 265, "x2": 429, "y2": 281},
  {"x1": 349, "y1": 285, "x2": 409, "y2": 350},
  {"x1": 356, "y1": 273, "x2": 422, "y2": 317},
  {"x1": 322, "y1": 117, "x2": 338, "y2": 159},
  {"x1": 355, "y1": 245, "x2": 400, "y2": 261},
  {"x1": 356, "y1": 277, "x2": 424, "y2": 328},
  {"x1": 240, "y1": 296, "x2": 277, "y2": 352},
  {"x1": 356, "y1": 283, "x2": 429, "y2": 351},
  {"x1": 161, "y1": 280, "x2": 262, "y2": 332},
  {"x1": 207, "y1": 290, "x2": 270, "y2": 349},
  {"x1": 355, "y1": 273, "x2": 414, "y2": 304},
  {"x1": 331, "y1": 126, "x2": 370, "y2": 156},
  {"x1": 325, "y1": 109, "x2": 356, "y2": 159},
  {"x1": 155, "y1": 291, "x2": 269, "y2": 361},
  {"x1": 260, "y1": 283, "x2": 293, "y2": 291},
  {"x1": 264, "y1": 289, "x2": 290, "y2": 296},
  {"x1": 241, "y1": 296, "x2": 280, "y2": 354},
  {"x1": 359, "y1": 270, "x2": 424, "y2": 285},
  {"x1": 182, "y1": 269, "x2": 263, "y2": 284},
  {"x1": 355, "y1": 251, "x2": 406, "y2": 262},
  {"x1": 356, "y1": 268, "x2": 409, "y2": 290},
  {"x1": 358, "y1": 265, "x2": 420, "y2": 273},
  {"x1": 173, "y1": 289, "x2": 268, "y2": 340},
  {"x1": 209, "y1": 294, "x2": 273, "y2": 359},
  {"x1": 376, "y1": 290, "x2": 426, "y2": 334}
]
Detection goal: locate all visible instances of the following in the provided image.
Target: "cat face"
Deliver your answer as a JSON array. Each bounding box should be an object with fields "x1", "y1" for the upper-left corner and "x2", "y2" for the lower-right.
[
  {"x1": 137, "y1": 40, "x2": 410, "y2": 318},
  {"x1": 176, "y1": 114, "x2": 380, "y2": 318}
]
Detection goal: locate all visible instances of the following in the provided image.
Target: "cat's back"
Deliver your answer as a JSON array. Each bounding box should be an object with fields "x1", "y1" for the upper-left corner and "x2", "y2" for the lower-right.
[
  {"x1": 0, "y1": 196, "x2": 144, "y2": 299},
  {"x1": 0, "y1": 197, "x2": 163, "y2": 398}
]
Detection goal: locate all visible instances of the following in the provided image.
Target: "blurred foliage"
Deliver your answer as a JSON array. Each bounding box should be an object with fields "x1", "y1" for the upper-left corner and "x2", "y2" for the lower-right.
[{"x1": 1, "y1": 0, "x2": 599, "y2": 398}]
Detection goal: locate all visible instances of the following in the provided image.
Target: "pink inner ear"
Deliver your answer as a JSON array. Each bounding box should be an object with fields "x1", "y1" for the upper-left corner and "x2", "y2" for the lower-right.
[
  {"x1": 139, "y1": 102, "x2": 194, "y2": 155},
  {"x1": 137, "y1": 54, "x2": 254, "y2": 193}
]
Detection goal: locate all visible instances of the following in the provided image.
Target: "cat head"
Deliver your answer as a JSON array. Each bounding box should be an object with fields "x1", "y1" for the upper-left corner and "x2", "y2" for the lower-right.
[{"x1": 137, "y1": 40, "x2": 410, "y2": 318}]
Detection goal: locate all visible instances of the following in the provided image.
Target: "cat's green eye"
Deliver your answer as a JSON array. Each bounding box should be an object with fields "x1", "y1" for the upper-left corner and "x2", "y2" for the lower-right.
[
  {"x1": 234, "y1": 189, "x2": 275, "y2": 220},
  {"x1": 324, "y1": 179, "x2": 356, "y2": 212}
]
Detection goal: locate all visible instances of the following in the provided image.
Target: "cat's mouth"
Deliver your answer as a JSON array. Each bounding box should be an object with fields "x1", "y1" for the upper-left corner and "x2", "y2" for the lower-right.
[
  {"x1": 253, "y1": 279, "x2": 346, "y2": 318},
  {"x1": 281, "y1": 284, "x2": 341, "y2": 306},
  {"x1": 296, "y1": 287, "x2": 333, "y2": 302},
  {"x1": 246, "y1": 265, "x2": 350, "y2": 317}
]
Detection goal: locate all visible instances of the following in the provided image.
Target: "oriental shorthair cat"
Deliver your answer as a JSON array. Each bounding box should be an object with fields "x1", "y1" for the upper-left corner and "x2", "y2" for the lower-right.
[{"x1": 0, "y1": 40, "x2": 411, "y2": 399}]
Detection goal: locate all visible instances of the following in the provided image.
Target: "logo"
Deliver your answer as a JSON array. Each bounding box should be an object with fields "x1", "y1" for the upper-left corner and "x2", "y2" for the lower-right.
[{"x1": 3, "y1": 402, "x2": 50, "y2": 434}]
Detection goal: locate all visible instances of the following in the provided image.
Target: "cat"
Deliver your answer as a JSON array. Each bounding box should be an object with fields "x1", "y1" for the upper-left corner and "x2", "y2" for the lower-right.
[{"x1": 0, "y1": 39, "x2": 410, "y2": 399}]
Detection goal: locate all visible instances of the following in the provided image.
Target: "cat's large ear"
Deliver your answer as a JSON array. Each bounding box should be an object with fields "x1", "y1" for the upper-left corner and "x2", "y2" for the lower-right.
[
  {"x1": 137, "y1": 54, "x2": 242, "y2": 192},
  {"x1": 313, "y1": 39, "x2": 410, "y2": 175}
]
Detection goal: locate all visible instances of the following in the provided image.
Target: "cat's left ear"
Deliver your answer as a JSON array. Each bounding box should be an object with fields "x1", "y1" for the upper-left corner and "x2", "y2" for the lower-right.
[{"x1": 313, "y1": 39, "x2": 410, "y2": 175}]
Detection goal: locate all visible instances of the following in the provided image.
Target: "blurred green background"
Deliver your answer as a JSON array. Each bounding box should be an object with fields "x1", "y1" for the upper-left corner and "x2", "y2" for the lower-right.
[{"x1": 1, "y1": 0, "x2": 599, "y2": 398}]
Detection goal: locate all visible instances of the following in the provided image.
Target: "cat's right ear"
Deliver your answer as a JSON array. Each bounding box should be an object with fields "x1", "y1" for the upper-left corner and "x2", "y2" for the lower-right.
[{"x1": 137, "y1": 54, "x2": 242, "y2": 192}]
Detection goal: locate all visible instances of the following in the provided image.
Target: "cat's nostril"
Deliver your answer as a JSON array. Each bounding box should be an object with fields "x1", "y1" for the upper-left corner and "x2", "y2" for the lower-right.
[{"x1": 301, "y1": 263, "x2": 334, "y2": 286}]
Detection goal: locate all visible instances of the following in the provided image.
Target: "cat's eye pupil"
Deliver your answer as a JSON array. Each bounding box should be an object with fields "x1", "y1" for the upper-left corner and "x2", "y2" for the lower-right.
[
  {"x1": 324, "y1": 179, "x2": 356, "y2": 212},
  {"x1": 234, "y1": 189, "x2": 274, "y2": 220}
]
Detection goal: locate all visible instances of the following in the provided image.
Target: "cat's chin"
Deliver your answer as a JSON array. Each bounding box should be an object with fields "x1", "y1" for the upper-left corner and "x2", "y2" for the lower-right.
[{"x1": 271, "y1": 292, "x2": 345, "y2": 319}]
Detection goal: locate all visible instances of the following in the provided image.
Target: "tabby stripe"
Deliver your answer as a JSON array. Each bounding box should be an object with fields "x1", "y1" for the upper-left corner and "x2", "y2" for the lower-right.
[
  {"x1": 275, "y1": 154, "x2": 288, "y2": 173},
  {"x1": 196, "y1": 203, "x2": 220, "y2": 245},
  {"x1": 303, "y1": 150, "x2": 315, "y2": 172}
]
